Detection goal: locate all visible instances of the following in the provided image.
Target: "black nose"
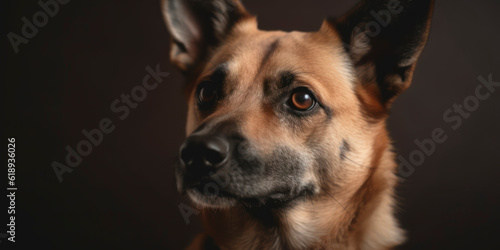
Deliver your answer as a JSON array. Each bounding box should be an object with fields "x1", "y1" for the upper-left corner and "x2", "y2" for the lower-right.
[{"x1": 180, "y1": 135, "x2": 230, "y2": 174}]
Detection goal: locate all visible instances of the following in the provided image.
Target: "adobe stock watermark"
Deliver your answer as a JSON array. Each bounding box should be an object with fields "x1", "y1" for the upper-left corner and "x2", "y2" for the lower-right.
[
  {"x1": 394, "y1": 74, "x2": 500, "y2": 182},
  {"x1": 51, "y1": 64, "x2": 169, "y2": 182},
  {"x1": 178, "y1": 166, "x2": 236, "y2": 225},
  {"x1": 7, "y1": 0, "x2": 70, "y2": 54}
]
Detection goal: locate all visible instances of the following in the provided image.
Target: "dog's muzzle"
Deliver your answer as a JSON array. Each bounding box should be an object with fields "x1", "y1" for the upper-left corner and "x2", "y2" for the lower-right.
[
  {"x1": 177, "y1": 121, "x2": 315, "y2": 208},
  {"x1": 176, "y1": 124, "x2": 249, "y2": 207}
]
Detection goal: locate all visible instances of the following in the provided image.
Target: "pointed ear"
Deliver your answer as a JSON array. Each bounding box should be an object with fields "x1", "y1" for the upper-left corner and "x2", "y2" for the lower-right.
[
  {"x1": 161, "y1": 0, "x2": 251, "y2": 73},
  {"x1": 329, "y1": 0, "x2": 434, "y2": 106}
]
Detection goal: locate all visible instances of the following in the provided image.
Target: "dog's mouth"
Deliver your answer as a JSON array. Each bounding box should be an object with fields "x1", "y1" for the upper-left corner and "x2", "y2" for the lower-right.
[
  {"x1": 185, "y1": 180, "x2": 316, "y2": 209},
  {"x1": 186, "y1": 186, "x2": 238, "y2": 208}
]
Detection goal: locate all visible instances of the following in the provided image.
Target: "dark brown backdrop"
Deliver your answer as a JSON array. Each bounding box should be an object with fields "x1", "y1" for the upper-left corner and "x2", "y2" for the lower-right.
[{"x1": 3, "y1": 0, "x2": 500, "y2": 249}]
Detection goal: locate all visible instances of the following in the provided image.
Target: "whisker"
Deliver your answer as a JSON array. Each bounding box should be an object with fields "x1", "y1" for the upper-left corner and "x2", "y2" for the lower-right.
[
  {"x1": 344, "y1": 155, "x2": 374, "y2": 169},
  {"x1": 324, "y1": 190, "x2": 347, "y2": 211},
  {"x1": 308, "y1": 193, "x2": 315, "y2": 210}
]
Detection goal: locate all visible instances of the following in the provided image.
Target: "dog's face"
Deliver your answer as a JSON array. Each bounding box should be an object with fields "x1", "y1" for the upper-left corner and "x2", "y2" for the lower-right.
[
  {"x1": 162, "y1": 0, "x2": 433, "y2": 208},
  {"x1": 179, "y1": 29, "x2": 360, "y2": 208}
]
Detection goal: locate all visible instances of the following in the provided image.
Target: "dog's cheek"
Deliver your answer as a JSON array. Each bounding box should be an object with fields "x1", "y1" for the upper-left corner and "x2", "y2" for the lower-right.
[
  {"x1": 222, "y1": 145, "x2": 311, "y2": 198},
  {"x1": 311, "y1": 146, "x2": 339, "y2": 192},
  {"x1": 266, "y1": 147, "x2": 307, "y2": 182},
  {"x1": 257, "y1": 146, "x2": 314, "y2": 196},
  {"x1": 223, "y1": 157, "x2": 267, "y2": 197},
  {"x1": 304, "y1": 126, "x2": 347, "y2": 192}
]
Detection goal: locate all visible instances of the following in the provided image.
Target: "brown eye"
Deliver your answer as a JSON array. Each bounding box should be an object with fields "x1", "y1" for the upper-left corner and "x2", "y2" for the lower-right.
[
  {"x1": 198, "y1": 85, "x2": 216, "y2": 104},
  {"x1": 290, "y1": 90, "x2": 315, "y2": 111}
]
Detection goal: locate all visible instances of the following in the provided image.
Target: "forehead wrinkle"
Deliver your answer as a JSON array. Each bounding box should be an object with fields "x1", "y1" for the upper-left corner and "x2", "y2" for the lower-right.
[
  {"x1": 257, "y1": 36, "x2": 284, "y2": 74},
  {"x1": 223, "y1": 33, "x2": 286, "y2": 95}
]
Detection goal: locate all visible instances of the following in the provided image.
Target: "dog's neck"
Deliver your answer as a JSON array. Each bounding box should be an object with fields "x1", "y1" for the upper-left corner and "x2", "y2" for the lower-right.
[{"x1": 198, "y1": 146, "x2": 404, "y2": 249}]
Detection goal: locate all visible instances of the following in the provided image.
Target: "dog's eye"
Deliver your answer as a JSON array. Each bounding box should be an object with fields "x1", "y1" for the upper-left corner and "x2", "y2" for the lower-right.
[
  {"x1": 197, "y1": 83, "x2": 217, "y2": 105},
  {"x1": 289, "y1": 88, "x2": 316, "y2": 111}
]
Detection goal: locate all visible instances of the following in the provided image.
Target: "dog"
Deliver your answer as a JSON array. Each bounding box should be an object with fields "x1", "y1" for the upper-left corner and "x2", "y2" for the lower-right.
[{"x1": 161, "y1": 0, "x2": 434, "y2": 249}]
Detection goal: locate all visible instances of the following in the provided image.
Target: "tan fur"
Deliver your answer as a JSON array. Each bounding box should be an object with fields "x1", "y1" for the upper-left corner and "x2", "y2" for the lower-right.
[
  {"x1": 181, "y1": 18, "x2": 405, "y2": 249},
  {"x1": 162, "y1": 0, "x2": 434, "y2": 248}
]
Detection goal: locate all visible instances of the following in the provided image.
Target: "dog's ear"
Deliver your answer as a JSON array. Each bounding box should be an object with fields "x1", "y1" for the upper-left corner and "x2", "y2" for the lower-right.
[
  {"x1": 328, "y1": 0, "x2": 434, "y2": 107},
  {"x1": 161, "y1": 0, "x2": 251, "y2": 73}
]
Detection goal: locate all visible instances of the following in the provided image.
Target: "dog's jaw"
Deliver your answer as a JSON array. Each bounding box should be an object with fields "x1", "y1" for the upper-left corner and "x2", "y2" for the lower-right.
[
  {"x1": 194, "y1": 146, "x2": 405, "y2": 250},
  {"x1": 186, "y1": 189, "x2": 237, "y2": 208},
  {"x1": 182, "y1": 179, "x2": 319, "y2": 209}
]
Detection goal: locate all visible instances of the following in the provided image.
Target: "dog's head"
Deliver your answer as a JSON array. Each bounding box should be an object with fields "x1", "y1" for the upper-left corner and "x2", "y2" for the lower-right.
[{"x1": 162, "y1": 0, "x2": 433, "y2": 208}]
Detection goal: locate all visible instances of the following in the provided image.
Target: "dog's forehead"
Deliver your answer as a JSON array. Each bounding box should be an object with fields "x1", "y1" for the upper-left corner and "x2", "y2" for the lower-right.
[{"x1": 204, "y1": 27, "x2": 356, "y2": 104}]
